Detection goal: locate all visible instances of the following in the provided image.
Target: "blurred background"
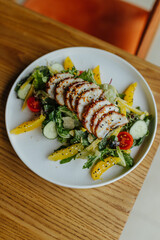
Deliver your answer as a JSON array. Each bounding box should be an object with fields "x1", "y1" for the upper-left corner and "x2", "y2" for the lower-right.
[{"x1": 10, "y1": 0, "x2": 160, "y2": 66}]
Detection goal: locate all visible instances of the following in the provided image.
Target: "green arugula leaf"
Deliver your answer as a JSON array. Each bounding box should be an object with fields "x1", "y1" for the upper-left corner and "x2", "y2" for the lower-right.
[
  {"x1": 58, "y1": 105, "x2": 80, "y2": 123},
  {"x1": 60, "y1": 155, "x2": 76, "y2": 164},
  {"x1": 98, "y1": 135, "x2": 119, "y2": 151},
  {"x1": 144, "y1": 115, "x2": 152, "y2": 126},
  {"x1": 100, "y1": 148, "x2": 118, "y2": 160},
  {"x1": 79, "y1": 69, "x2": 97, "y2": 84},
  {"x1": 98, "y1": 135, "x2": 109, "y2": 151},
  {"x1": 132, "y1": 137, "x2": 145, "y2": 147},
  {"x1": 82, "y1": 155, "x2": 97, "y2": 169},
  {"x1": 70, "y1": 130, "x2": 89, "y2": 147},
  {"x1": 122, "y1": 152, "x2": 134, "y2": 167},
  {"x1": 55, "y1": 109, "x2": 71, "y2": 139}
]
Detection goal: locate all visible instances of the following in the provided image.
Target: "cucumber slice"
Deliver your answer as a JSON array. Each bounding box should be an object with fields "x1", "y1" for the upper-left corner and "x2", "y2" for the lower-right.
[
  {"x1": 49, "y1": 63, "x2": 64, "y2": 75},
  {"x1": 130, "y1": 120, "x2": 148, "y2": 140},
  {"x1": 62, "y1": 117, "x2": 75, "y2": 129},
  {"x1": 17, "y1": 83, "x2": 31, "y2": 100},
  {"x1": 43, "y1": 121, "x2": 57, "y2": 139}
]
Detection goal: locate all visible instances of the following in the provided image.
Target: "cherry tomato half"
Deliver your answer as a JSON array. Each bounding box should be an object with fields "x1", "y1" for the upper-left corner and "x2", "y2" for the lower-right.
[
  {"x1": 27, "y1": 96, "x2": 41, "y2": 112},
  {"x1": 79, "y1": 70, "x2": 84, "y2": 75},
  {"x1": 117, "y1": 132, "x2": 133, "y2": 150}
]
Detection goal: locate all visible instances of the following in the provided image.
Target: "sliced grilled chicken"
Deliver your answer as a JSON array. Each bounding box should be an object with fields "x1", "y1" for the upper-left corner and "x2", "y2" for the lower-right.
[
  {"x1": 47, "y1": 73, "x2": 128, "y2": 138},
  {"x1": 46, "y1": 73, "x2": 73, "y2": 99},
  {"x1": 82, "y1": 99, "x2": 111, "y2": 133},
  {"x1": 91, "y1": 104, "x2": 119, "y2": 134},
  {"x1": 70, "y1": 82, "x2": 99, "y2": 111},
  {"x1": 76, "y1": 88, "x2": 103, "y2": 120},
  {"x1": 95, "y1": 111, "x2": 128, "y2": 139},
  {"x1": 55, "y1": 78, "x2": 78, "y2": 105},
  {"x1": 65, "y1": 80, "x2": 85, "y2": 110}
]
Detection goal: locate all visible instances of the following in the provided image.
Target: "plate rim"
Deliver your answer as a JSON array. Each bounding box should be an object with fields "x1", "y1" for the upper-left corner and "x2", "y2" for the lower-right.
[{"x1": 5, "y1": 46, "x2": 158, "y2": 189}]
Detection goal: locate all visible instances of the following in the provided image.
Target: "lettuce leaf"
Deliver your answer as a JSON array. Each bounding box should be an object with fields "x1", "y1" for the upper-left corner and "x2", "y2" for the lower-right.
[
  {"x1": 32, "y1": 66, "x2": 51, "y2": 90},
  {"x1": 79, "y1": 69, "x2": 97, "y2": 84},
  {"x1": 100, "y1": 83, "x2": 118, "y2": 103},
  {"x1": 70, "y1": 130, "x2": 89, "y2": 147}
]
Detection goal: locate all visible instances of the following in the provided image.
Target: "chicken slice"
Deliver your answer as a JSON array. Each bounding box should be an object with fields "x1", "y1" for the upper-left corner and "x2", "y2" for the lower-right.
[
  {"x1": 55, "y1": 78, "x2": 83, "y2": 105},
  {"x1": 70, "y1": 82, "x2": 99, "y2": 111},
  {"x1": 91, "y1": 104, "x2": 119, "y2": 134},
  {"x1": 65, "y1": 80, "x2": 85, "y2": 110},
  {"x1": 95, "y1": 111, "x2": 128, "y2": 139},
  {"x1": 82, "y1": 99, "x2": 111, "y2": 133},
  {"x1": 76, "y1": 88, "x2": 103, "y2": 120},
  {"x1": 46, "y1": 73, "x2": 73, "y2": 99}
]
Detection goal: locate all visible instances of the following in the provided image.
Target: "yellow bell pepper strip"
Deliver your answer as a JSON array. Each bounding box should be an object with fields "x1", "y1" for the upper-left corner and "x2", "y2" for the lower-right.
[
  {"x1": 48, "y1": 143, "x2": 84, "y2": 161},
  {"x1": 124, "y1": 82, "x2": 137, "y2": 106},
  {"x1": 20, "y1": 75, "x2": 33, "y2": 90},
  {"x1": 118, "y1": 100, "x2": 126, "y2": 115},
  {"x1": 92, "y1": 65, "x2": 101, "y2": 85},
  {"x1": 63, "y1": 56, "x2": 74, "y2": 70},
  {"x1": 22, "y1": 84, "x2": 34, "y2": 111},
  {"x1": 116, "y1": 97, "x2": 149, "y2": 116},
  {"x1": 91, "y1": 156, "x2": 121, "y2": 180},
  {"x1": 80, "y1": 127, "x2": 86, "y2": 132},
  {"x1": 10, "y1": 114, "x2": 45, "y2": 134}
]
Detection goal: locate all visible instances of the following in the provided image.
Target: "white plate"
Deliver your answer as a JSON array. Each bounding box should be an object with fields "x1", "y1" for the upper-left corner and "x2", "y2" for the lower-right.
[{"x1": 5, "y1": 47, "x2": 157, "y2": 189}]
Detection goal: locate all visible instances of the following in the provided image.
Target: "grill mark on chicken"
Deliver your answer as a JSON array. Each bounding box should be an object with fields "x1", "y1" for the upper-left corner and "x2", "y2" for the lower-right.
[
  {"x1": 55, "y1": 78, "x2": 79, "y2": 105},
  {"x1": 46, "y1": 73, "x2": 73, "y2": 99},
  {"x1": 95, "y1": 111, "x2": 128, "y2": 139},
  {"x1": 65, "y1": 80, "x2": 85, "y2": 110},
  {"x1": 70, "y1": 82, "x2": 99, "y2": 111},
  {"x1": 82, "y1": 99, "x2": 111, "y2": 133},
  {"x1": 91, "y1": 104, "x2": 119, "y2": 134},
  {"x1": 76, "y1": 88, "x2": 103, "y2": 120}
]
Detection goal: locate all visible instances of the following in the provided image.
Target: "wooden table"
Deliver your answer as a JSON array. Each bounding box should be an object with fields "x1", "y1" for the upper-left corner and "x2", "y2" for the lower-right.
[{"x1": 0, "y1": 1, "x2": 160, "y2": 239}]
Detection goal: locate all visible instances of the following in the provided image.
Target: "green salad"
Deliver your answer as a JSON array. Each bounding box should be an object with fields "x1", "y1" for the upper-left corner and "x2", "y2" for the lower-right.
[{"x1": 11, "y1": 57, "x2": 152, "y2": 180}]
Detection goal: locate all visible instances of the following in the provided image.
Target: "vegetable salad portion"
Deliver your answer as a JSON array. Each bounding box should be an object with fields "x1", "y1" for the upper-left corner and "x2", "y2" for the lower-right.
[{"x1": 11, "y1": 57, "x2": 152, "y2": 180}]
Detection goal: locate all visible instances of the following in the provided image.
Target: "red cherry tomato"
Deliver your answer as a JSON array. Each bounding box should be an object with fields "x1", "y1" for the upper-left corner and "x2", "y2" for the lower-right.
[
  {"x1": 79, "y1": 70, "x2": 84, "y2": 75},
  {"x1": 117, "y1": 132, "x2": 133, "y2": 150},
  {"x1": 27, "y1": 96, "x2": 41, "y2": 112}
]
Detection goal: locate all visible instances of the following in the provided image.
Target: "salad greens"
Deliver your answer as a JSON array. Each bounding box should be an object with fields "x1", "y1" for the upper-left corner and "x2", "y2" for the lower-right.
[
  {"x1": 79, "y1": 69, "x2": 97, "y2": 84},
  {"x1": 63, "y1": 66, "x2": 79, "y2": 78},
  {"x1": 60, "y1": 155, "x2": 76, "y2": 164},
  {"x1": 32, "y1": 66, "x2": 51, "y2": 90},
  {"x1": 82, "y1": 155, "x2": 97, "y2": 169},
  {"x1": 100, "y1": 83, "x2": 118, "y2": 104}
]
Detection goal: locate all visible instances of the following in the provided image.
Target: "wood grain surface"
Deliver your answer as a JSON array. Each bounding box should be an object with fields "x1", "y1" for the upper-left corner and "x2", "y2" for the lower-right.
[{"x1": 0, "y1": 0, "x2": 160, "y2": 239}]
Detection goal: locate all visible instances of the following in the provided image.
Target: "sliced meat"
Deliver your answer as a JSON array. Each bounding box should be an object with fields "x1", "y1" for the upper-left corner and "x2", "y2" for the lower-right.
[
  {"x1": 82, "y1": 99, "x2": 111, "y2": 133},
  {"x1": 95, "y1": 111, "x2": 128, "y2": 139},
  {"x1": 46, "y1": 73, "x2": 73, "y2": 99},
  {"x1": 55, "y1": 78, "x2": 81, "y2": 105},
  {"x1": 91, "y1": 104, "x2": 119, "y2": 134},
  {"x1": 65, "y1": 79, "x2": 85, "y2": 110},
  {"x1": 70, "y1": 82, "x2": 99, "y2": 111},
  {"x1": 76, "y1": 88, "x2": 103, "y2": 120}
]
